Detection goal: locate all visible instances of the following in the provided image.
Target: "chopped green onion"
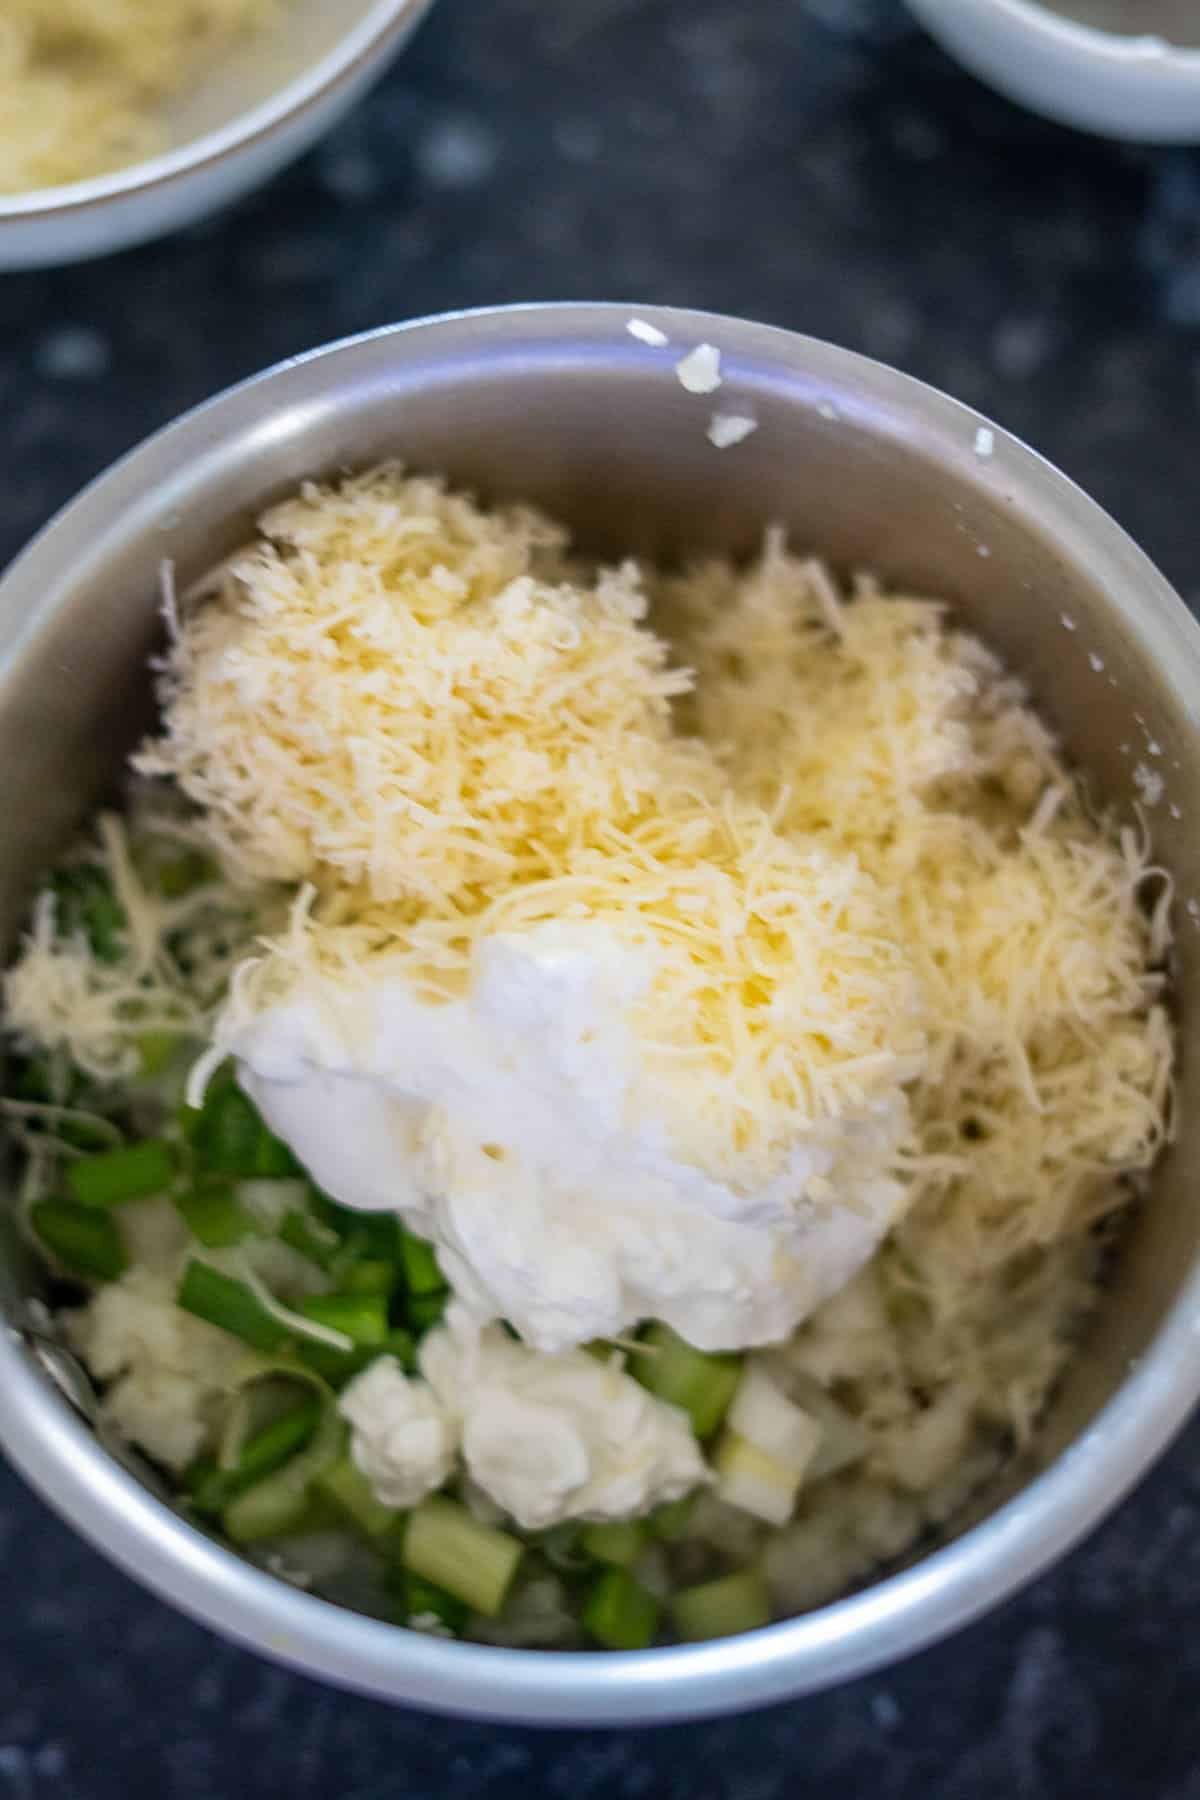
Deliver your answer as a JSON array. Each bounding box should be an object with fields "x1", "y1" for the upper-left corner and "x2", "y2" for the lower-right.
[
  {"x1": 298, "y1": 1292, "x2": 388, "y2": 1347},
  {"x1": 155, "y1": 850, "x2": 218, "y2": 898},
  {"x1": 407, "y1": 1290, "x2": 448, "y2": 1336},
  {"x1": 340, "y1": 1261, "x2": 396, "y2": 1298},
  {"x1": 400, "y1": 1227, "x2": 446, "y2": 1297},
  {"x1": 52, "y1": 867, "x2": 125, "y2": 962},
  {"x1": 670, "y1": 1567, "x2": 770, "y2": 1642},
  {"x1": 279, "y1": 1208, "x2": 342, "y2": 1272},
  {"x1": 628, "y1": 1323, "x2": 741, "y2": 1440},
  {"x1": 297, "y1": 1327, "x2": 414, "y2": 1387},
  {"x1": 308, "y1": 1191, "x2": 357, "y2": 1237},
  {"x1": 175, "y1": 1182, "x2": 257, "y2": 1249},
  {"x1": 400, "y1": 1496, "x2": 523, "y2": 1618},
  {"x1": 580, "y1": 1519, "x2": 647, "y2": 1568},
  {"x1": 234, "y1": 1179, "x2": 310, "y2": 1232},
  {"x1": 11, "y1": 1058, "x2": 54, "y2": 1105},
  {"x1": 176, "y1": 1259, "x2": 291, "y2": 1352},
  {"x1": 227, "y1": 1258, "x2": 355, "y2": 1351},
  {"x1": 647, "y1": 1494, "x2": 696, "y2": 1541},
  {"x1": 251, "y1": 1132, "x2": 301, "y2": 1180},
  {"x1": 727, "y1": 1362, "x2": 821, "y2": 1473},
  {"x1": 66, "y1": 1139, "x2": 175, "y2": 1208},
  {"x1": 60, "y1": 1117, "x2": 122, "y2": 1154},
  {"x1": 222, "y1": 1403, "x2": 343, "y2": 1543},
  {"x1": 295, "y1": 1341, "x2": 375, "y2": 1385},
  {"x1": 316, "y1": 1454, "x2": 401, "y2": 1540},
  {"x1": 385, "y1": 1569, "x2": 468, "y2": 1636},
  {"x1": 136, "y1": 1032, "x2": 179, "y2": 1078},
  {"x1": 248, "y1": 1496, "x2": 336, "y2": 1538},
  {"x1": 192, "y1": 1071, "x2": 298, "y2": 1178},
  {"x1": 713, "y1": 1430, "x2": 804, "y2": 1526},
  {"x1": 535, "y1": 1521, "x2": 588, "y2": 1571},
  {"x1": 31, "y1": 1199, "x2": 126, "y2": 1281},
  {"x1": 10, "y1": 1095, "x2": 119, "y2": 1155},
  {"x1": 327, "y1": 1228, "x2": 395, "y2": 1286},
  {"x1": 311, "y1": 1196, "x2": 401, "y2": 1264},
  {"x1": 382, "y1": 1327, "x2": 417, "y2": 1367},
  {"x1": 227, "y1": 1180, "x2": 307, "y2": 1238},
  {"x1": 192, "y1": 1073, "x2": 261, "y2": 1174},
  {"x1": 583, "y1": 1567, "x2": 659, "y2": 1651},
  {"x1": 784, "y1": 1374, "x2": 868, "y2": 1482},
  {"x1": 186, "y1": 1395, "x2": 321, "y2": 1517},
  {"x1": 350, "y1": 1213, "x2": 404, "y2": 1262}
]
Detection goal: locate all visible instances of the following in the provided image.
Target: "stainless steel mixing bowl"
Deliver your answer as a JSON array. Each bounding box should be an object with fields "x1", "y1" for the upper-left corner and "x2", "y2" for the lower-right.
[{"x1": 1, "y1": 305, "x2": 1199, "y2": 1724}]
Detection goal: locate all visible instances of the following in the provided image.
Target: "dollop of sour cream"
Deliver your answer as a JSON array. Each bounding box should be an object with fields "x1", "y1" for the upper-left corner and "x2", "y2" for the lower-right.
[{"x1": 225, "y1": 921, "x2": 911, "y2": 1356}]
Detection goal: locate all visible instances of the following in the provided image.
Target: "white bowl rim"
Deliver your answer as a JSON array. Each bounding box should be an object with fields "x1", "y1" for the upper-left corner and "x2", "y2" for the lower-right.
[
  {"x1": 3, "y1": 303, "x2": 1200, "y2": 1726},
  {"x1": 0, "y1": 0, "x2": 434, "y2": 222},
  {"x1": 970, "y1": 0, "x2": 1200, "y2": 66}
]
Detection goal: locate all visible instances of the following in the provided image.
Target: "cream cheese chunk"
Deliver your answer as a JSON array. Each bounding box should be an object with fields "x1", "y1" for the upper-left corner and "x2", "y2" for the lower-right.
[
  {"x1": 339, "y1": 1319, "x2": 708, "y2": 1531},
  {"x1": 338, "y1": 1355, "x2": 457, "y2": 1509}
]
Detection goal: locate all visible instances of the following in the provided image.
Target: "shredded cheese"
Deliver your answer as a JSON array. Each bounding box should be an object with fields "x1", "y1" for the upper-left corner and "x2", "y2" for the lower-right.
[
  {"x1": 137, "y1": 471, "x2": 693, "y2": 905},
  {"x1": 142, "y1": 470, "x2": 930, "y2": 1192},
  {"x1": 2, "y1": 810, "x2": 271, "y2": 1084},
  {"x1": 0, "y1": 0, "x2": 279, "y2": 195},
  {"x1": 661, "y1": 534, "x2": 1173, "y2": 1441}
]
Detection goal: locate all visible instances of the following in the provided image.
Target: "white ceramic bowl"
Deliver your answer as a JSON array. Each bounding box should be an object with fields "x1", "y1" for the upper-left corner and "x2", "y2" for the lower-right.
[
  {"x1": 907, "y1": 0, "x2": 1200, "y2": 142},
  {"x1": 0, "y1": 0, "x2": 434, "y2": 271}
]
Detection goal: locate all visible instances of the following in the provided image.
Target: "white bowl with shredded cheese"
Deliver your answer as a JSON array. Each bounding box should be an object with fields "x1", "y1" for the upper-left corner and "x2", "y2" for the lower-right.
[
  {"x1": 906, "y1": 0, "x2": 1200, "y2": 141},
  {"x1": 0, "y1": 0, "x2": 434, "y2": 270},
  {"x1": 1, "y1": 306, "x2": 1200, "y2": 1723}
]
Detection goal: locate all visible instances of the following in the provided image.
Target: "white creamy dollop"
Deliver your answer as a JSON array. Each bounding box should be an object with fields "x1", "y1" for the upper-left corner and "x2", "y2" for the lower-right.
[
  {"x1": 227, "y1": 921, "x2": 910, "y2": 1355},
  {"x1": 338, "y1": 1354, "x2": 457, "y2": 1508},
  {"x1": 339, "y1": 1320, "x2": 708, "y2": 1530}
]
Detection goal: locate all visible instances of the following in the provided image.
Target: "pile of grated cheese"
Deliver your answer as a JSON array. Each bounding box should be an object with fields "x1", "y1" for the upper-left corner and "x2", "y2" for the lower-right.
[
  {"x1": 2, "y1": 808, "x2": 274, "y2": 1085},
  {"x1": 138, "y1": 472, "x2": 697, "y2": 906},
  {"x1": 659, "y1": 530, "x2": 1173, "y2": 1447},
  {"x1": 0, "y1": 0, "x2": 278, "y2": 195},
  {"x1": 140, "y1": 470, "x2": 931, "y2": 1190}
]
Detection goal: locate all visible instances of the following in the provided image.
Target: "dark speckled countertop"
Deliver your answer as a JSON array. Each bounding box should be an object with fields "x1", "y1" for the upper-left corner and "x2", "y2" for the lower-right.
[{"x1": 3, "y1": 0, "x2": 1200, "y2": 1793}]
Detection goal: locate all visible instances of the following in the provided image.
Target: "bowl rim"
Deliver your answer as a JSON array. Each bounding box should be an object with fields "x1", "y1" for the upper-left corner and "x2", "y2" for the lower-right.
[
  {"x1": 954, "y1": 0, "x2": 1200, "y2": 67},
  {"x1": 3, "y1": 303, "x2": 1200, "y2": 1725},
  {"x1": 0, "y1": 0, "x2": 435, "y2": 222}
]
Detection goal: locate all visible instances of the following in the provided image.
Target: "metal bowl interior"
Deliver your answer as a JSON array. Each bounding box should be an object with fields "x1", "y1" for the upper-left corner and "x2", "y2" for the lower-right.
[{"x1": 2, "y1": 305, "x2": 1200, "y2": 1724}]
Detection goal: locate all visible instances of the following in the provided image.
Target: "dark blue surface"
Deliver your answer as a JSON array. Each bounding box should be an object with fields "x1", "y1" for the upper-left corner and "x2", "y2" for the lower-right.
[{"x1": 3, "y1": 0, "x2": 1200, "y2": 1791}]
